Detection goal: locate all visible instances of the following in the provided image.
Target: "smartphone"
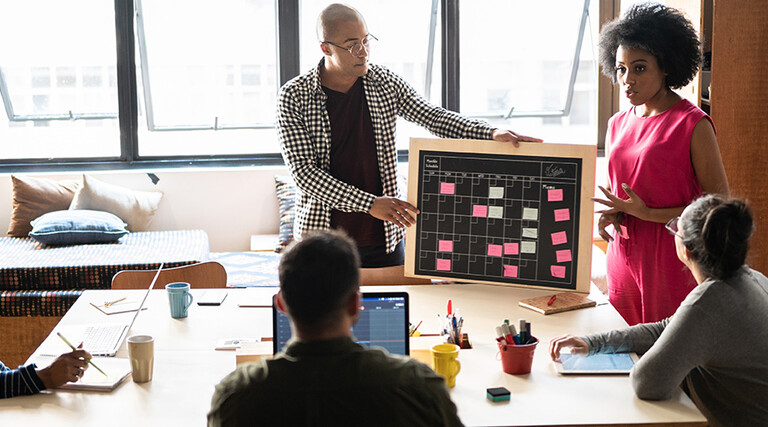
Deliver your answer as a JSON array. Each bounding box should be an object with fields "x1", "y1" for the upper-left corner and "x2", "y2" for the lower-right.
[{"x1": 197, "y1": 290, "x2": 228, "y2": 306}]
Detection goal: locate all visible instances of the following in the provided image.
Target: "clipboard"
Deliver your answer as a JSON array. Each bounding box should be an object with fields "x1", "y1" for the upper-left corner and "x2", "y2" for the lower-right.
[{"x1": 518, "y1": 292, "x2": 596, "y2": 315}]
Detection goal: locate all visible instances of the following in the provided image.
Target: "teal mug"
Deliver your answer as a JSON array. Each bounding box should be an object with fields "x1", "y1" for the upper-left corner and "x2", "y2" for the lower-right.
[{"x1": 166, "y1": 282, "x2": 194, "y2": 318}]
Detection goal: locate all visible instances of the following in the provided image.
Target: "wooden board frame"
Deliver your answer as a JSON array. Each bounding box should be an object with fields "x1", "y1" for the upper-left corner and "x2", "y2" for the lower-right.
[{"x1": 405, "y1": 138, "x2": 596, "y2": 293}]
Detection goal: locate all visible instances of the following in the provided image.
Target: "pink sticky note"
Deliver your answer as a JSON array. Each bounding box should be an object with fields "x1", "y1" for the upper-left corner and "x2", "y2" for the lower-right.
[
  {"x1": 551, "y1": 265, "x2": 566, "y2": 278},
  {"x1": 556, "y1": 249, "x2": 572, "y2": 263},
  {"x1": 554, "y1": 208, "x2": 570, "y2": 222},
  {"x1": 503, "y1": 265, "x2": 518, "y2": 277},
  {"x1": 472, "y1": 205, "x2": 488, "y2": 217},
  {"x1": 620, "y1": 224, "x2": 630, "y2": 239},
  {"x1": 440, "y1": 182, "x2": 455, "y2": 195},
  {"x1": 551, "y1": 231, "x2": 567, "y2": 246},
  {"x1": 548, "y1": 188, "x2": 563, "y2": 202},
  {"x1": 438, "y1": 240, "x2": 453, "y2": 252},
  {"x1": 436, "y1": 259, "x2": 451, "y2": 271},
  {"x1": 504, "y1": 242, "x2": 519, "y2": 255},
  {"x1": 487, "y1": 244, "x2": 502, "y2": 257}
]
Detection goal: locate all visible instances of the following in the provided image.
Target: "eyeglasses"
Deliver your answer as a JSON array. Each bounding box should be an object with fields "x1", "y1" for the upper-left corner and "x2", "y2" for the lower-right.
[
  {"x1": 665, "y1": 216, "x2": 683, "y2": 238},
  {"x1": 322, "y1": 34, "x2": 377, "y2": 58}
]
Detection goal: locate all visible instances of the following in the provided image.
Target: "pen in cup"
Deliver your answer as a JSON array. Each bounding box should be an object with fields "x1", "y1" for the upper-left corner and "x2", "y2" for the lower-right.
[{"x1": 56, "y1": 332, "x2": 107, "y2": 377}]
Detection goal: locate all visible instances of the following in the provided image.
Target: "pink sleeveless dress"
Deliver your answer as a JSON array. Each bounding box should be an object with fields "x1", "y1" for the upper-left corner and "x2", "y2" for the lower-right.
[{"x1": 606, "y1": 99, "x2": 711, "y2": 325}]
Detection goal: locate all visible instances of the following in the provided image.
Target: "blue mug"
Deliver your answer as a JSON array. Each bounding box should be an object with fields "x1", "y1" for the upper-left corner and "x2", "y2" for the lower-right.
[{"x1": 166, "y1": 282, "x2": 194, "y2": 318}]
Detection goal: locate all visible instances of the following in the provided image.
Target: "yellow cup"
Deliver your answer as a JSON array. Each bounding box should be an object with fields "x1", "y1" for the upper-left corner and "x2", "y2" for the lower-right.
[{"x1": 431, "y1": 343, "x2": 461, "y2": 387}]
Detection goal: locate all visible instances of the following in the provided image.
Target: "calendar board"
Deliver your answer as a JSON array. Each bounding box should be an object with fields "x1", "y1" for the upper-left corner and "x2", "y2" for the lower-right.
[{"x1": 405, "y1": 138, "x2": 596, "y2": 292}]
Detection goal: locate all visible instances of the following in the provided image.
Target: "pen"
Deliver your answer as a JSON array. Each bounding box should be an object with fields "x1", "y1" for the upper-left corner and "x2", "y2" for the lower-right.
[
  {"x1": 104, "y1": 297, "x2": 126, "y2": 307},
  {"x1": 410, "y1": 320, "x2": 423, "y2": 337},
  {"x1": 56, "y1": 332, "x2": 107, "y2": 377},
  {"x1": 547, "y1": 294, "x2": 557, "y2": 306}
]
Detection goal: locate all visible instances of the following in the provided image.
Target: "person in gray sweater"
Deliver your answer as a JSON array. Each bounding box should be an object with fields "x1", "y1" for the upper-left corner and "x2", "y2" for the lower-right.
[{"x1": 550, "y1": 195, "x2": 768, "y2": 427}]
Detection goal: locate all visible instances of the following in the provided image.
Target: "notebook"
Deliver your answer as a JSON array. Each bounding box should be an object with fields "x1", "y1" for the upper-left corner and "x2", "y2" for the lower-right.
[
  {"x1": 30, "y1": 355, "x2": 132, "y2": 391},
  {"x1": 272, "y1": 292, "x2": 410, "y2": 356},
  {"x1": 48, "y1": 264, "x2": 164, "y2": 357},
  {"x1": 518, "y1": 292, "x2": 596, "y2": 315}
]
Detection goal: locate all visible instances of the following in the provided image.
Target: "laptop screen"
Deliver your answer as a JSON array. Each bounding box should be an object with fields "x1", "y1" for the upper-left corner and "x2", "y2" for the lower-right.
[{"x1": 272, "y1": 292, "x2": 410, "y2": 356}]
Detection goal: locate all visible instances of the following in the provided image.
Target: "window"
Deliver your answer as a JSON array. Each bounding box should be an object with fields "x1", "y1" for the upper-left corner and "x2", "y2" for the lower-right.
[
  {"x1": 0, "y1": 0, "x2": 598, "y2": 171},
  {"x1": 459, "y1": 0, "x2": 598, "y2": 144},
  {"x1": 135, "y1": 0, "x2": 278, "y2": 156},
  {"x1": 0, "y1": 1, "x2": 119, "y2": 161}
]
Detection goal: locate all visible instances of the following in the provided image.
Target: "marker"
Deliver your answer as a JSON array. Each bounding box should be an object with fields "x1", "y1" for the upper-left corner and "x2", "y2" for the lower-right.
[
  {"x1": 547, "y1": 294, "x2": 557, "y2": 306},
  {"x1": 447, "y1": 299, "x2": 453, "y2": 316},
  {"x1": 509, "y1": 325, "x2": 521, "y2": 344},
  {"x1": 56, "y1": 332, "x2": 107, "y2": 377},
  {"x1": 525, "y1": 322, "x2": 532, "y2": 344},
  {"x1": 501, "y1": 323, "x2": 515, "y2": 345}
]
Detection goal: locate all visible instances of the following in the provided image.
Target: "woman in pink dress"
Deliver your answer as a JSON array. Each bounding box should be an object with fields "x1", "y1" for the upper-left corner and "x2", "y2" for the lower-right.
[{"x1": 594, "y1": 3, "x2": 729, "y2": 325}]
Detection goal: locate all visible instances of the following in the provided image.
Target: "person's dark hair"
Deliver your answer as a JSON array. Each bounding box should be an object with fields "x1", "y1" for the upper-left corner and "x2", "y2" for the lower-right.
[
  {"x1": 278, "y1": 230, "x2": 360, "y2": 325},
  {"x1": 680, "y1": 195, "x2": 754, "y2": 280},
  {"x1": 599, "y1": 2, "x2": 702, "y2": 89}
]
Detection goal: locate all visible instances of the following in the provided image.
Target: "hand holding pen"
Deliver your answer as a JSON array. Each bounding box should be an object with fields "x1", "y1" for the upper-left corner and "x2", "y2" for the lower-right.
[
  {"x1": 57, "y1": 332, "x2": 108, "y2": 377},
  {"x1": 35, "y1": 349, "x2": 93, "y2": 389}
]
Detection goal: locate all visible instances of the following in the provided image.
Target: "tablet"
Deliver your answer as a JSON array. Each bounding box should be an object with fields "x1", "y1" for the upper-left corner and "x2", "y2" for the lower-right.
[{"x1": 553, "y1": 352, "x2": 639, "y2": 375}]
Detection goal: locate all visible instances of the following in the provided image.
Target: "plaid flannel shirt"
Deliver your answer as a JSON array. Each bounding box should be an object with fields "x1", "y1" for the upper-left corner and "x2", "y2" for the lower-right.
[{"x1": 277, "y1": 62, "x2": 495, "y2": 253}]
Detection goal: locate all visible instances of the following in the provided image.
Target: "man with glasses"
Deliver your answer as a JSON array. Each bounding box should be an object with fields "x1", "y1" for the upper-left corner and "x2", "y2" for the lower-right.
[{"x1": 277, "y1": 3, "x2": 541, "y2": 268}]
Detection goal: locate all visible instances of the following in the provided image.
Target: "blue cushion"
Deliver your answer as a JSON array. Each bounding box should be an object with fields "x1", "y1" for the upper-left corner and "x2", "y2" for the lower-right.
[{"x1": 29, "y1": 210, "x2": 129, "y2": 245}]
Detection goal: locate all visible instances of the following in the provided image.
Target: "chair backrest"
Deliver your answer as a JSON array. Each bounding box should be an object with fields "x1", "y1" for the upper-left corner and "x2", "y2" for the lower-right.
[{"x1": 111, "y1": 261, "x2": 228, "y2": 289}]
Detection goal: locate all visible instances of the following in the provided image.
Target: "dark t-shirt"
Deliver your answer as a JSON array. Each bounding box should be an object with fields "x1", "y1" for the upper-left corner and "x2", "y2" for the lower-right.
[
  {"x1": 324, "y1": 78, "x2": 385, "y2": 246},
  {"x1": 207, "y1": 337, "x2": 464, "y2": 427}
]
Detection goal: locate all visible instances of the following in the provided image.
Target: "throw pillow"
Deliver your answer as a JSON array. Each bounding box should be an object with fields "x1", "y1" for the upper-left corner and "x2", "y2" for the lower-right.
[
  {"x1": 274, "y1": 175, "x2": 297, "y2": 253},
  {"x1": 8, "y1": 175, "x2": 79, "y2": 237},
  {"x1": 29, "y1": 210, "x2": 129, "y2": 245},
  {"x1": 69, "y1": 174, "x2": 163, "y2": 231}
]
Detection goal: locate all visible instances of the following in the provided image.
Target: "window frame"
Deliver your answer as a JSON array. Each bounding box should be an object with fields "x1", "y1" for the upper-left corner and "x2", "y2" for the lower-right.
[{"x1": 0, "y1": 0, "x2": 595, "y2": 173}]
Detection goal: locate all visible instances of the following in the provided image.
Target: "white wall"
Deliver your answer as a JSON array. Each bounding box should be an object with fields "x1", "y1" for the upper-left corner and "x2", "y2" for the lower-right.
[{"x1": 0, "y1": 166, "x2": 290, "y2": 252}]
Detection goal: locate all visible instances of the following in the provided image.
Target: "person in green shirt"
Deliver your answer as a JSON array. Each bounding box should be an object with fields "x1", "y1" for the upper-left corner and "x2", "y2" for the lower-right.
[{"x1": 208, "y1": 230, "x2": 462, "y2": 426}]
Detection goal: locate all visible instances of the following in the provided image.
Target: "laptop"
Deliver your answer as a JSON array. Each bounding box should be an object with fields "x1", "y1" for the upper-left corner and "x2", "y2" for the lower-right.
[
  {"x1": 272, "y1": 291, "x2": 410, "y2": 356},
  {"x1": 49, "y1": 263, "x2": 164, "y2": 357}
]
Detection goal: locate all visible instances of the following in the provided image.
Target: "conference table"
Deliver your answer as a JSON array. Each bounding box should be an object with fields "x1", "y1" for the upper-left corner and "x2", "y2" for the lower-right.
[{"x1": 0, "y1": 284, "x2": 706, "y2": 426}]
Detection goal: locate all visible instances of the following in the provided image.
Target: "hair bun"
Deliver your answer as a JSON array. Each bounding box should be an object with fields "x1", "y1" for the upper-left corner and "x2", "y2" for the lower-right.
[{"x1": 684, "y1": 195, "x2": 753, "y2": 280}]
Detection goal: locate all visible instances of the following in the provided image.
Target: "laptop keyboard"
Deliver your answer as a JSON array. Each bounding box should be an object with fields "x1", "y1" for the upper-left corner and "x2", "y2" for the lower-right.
[{"x1": 81, "y1": 324, "x2": 126, "y2": 354}]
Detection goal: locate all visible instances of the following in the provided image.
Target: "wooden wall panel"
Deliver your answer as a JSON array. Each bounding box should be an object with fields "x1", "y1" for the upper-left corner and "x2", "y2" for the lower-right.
[{"x1": 711, "y1": 1, "x2": 768, "y2": 272}]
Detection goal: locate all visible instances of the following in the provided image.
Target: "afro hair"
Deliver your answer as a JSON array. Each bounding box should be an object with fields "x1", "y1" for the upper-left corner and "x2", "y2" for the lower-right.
[{"x1": 599, "y1": 2, "x2": 702, "y2": 89}]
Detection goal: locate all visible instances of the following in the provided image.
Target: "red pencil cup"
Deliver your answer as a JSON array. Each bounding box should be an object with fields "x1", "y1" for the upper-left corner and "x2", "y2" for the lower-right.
[{"x1": 498, "y1": 337, "x2": 538, "y2": 375}]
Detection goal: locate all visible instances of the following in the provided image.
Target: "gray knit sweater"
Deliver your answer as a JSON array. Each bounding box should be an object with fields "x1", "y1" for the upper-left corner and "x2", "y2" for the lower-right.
[{"x1": 583, "y1": 267, "x2": 768, "y2": 427}]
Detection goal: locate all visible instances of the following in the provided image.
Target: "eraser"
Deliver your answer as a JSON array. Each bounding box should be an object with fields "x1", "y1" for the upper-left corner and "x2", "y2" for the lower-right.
[{"x1": 486, "y1": 387, "x2": 510, "y2": 402}]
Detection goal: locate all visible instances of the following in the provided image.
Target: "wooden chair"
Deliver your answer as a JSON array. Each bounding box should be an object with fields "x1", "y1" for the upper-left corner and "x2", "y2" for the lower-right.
[{"x1": 111, "y1": 261, "x2": 228, "y2": 289}]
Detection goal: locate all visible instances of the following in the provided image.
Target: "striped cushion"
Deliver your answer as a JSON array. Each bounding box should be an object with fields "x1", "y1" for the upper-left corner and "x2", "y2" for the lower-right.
[
  {"x1": 0, "y1": 290, "x2": 82, "y2": 316},
  {"x1": 0, "y1": 230, "x2": 210, "y2": 291}
]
